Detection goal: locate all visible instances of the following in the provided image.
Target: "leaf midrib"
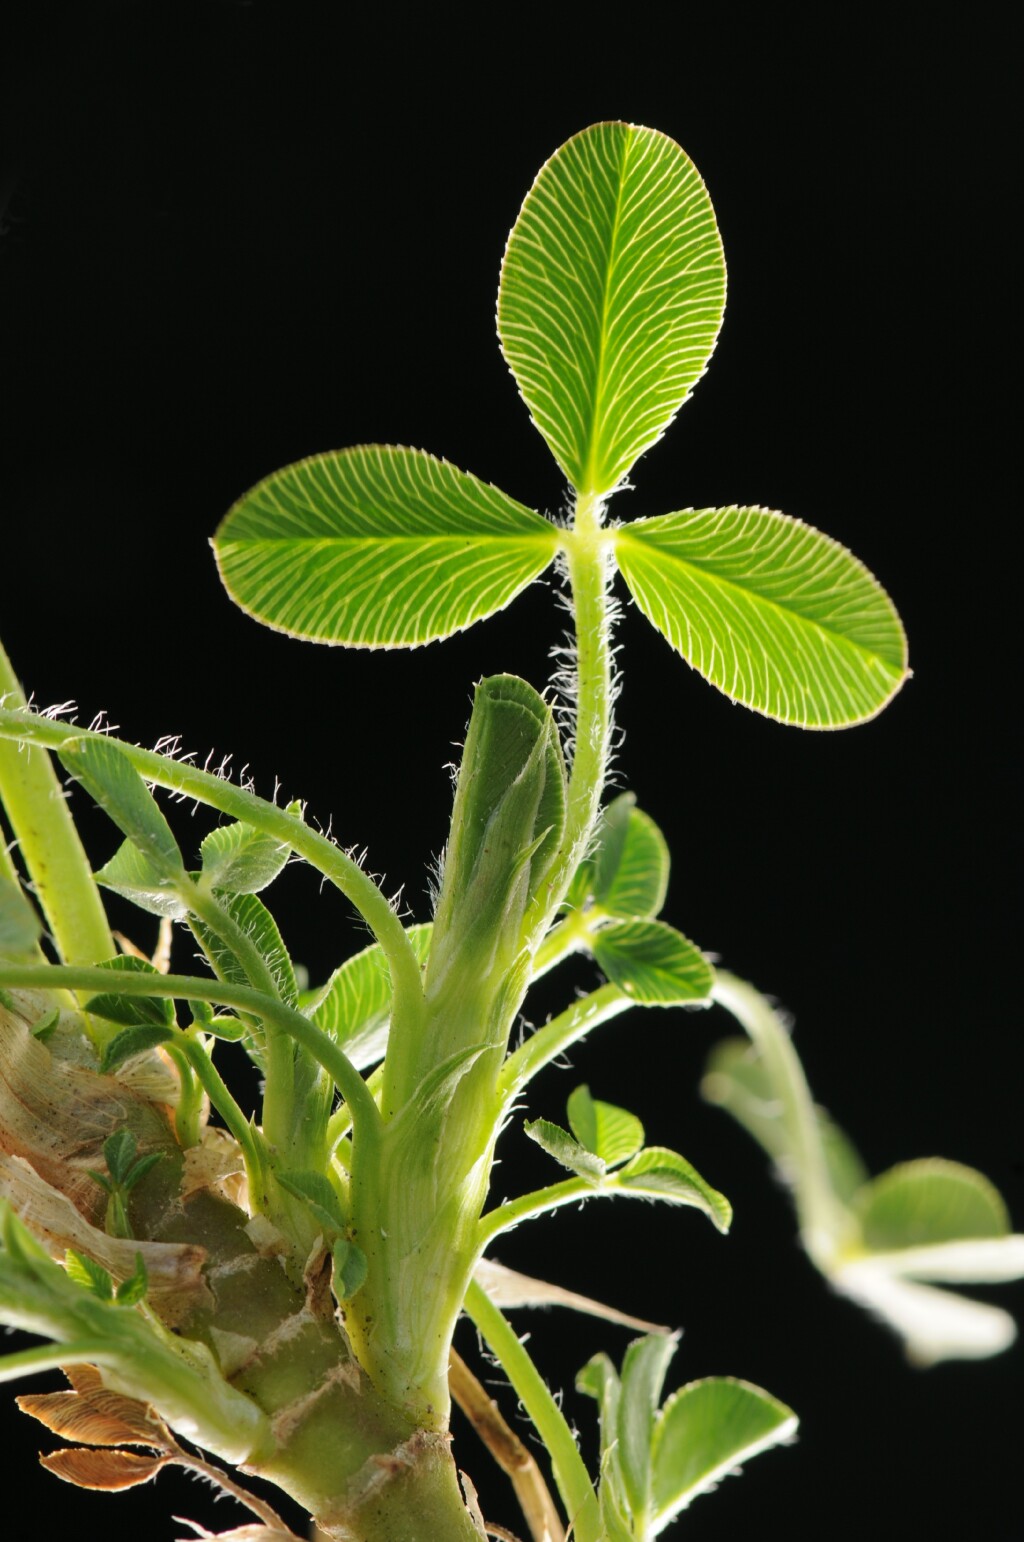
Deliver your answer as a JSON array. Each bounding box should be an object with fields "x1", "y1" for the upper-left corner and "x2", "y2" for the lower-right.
[
  {"x1": 221, "y1": 530, "x2": 561, "y2": 550},
  {"x1": 614, "y1": 527, "x2": 907, "y2": 673},
  {"x1": 581, "y1": 125, "x2": 634, "y2": 497}
]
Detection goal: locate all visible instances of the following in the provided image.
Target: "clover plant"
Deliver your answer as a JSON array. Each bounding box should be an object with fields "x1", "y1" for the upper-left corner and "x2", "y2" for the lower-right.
[{"x1": 1, "y1": 122, "x2": 1020, "y2": 1542}]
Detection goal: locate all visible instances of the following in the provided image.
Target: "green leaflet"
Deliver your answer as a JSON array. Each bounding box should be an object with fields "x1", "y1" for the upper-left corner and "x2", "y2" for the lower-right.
[
  {"x1": 199, "y1": 812, "x2": 296, "y2": 894},
  {"x1": 499, "y1": 123, "x2": 726, "y2": 498},
  {"x1": 614, "y1": 1147, "x2": 732, "y2": 1233},
  {"x1": 213, "y1": 445, "x2": 558, "y2": 648},
  {"x1": 578, "y1": 1338, "x2": 795, "y2": 1537},
  {"x1": 310, "y1": 923, "x2": 432, "y2": 1070},
  {"x1": 95, "y1": 840, "x2": 188, "y2": 920},
  {"x1": 566, "y1": 793, "x2": 670, "y2": 921},
  {"x1": 591, "y1": 918, "x2": 713, "y2": 1004},
  {"x1": 525, "y1": 1117, "x2": 606, "y2": 1184},
  {"x1": 0, "y1": 875, "x2": 42, "y2": 956},
  {"x1": 86, "y1": 956, "x2": 176, "y2": 1030},
  {"x1": 190, "y1": 892, "x2": 298, "y2": 1008},
  {"x1": 567, "y1": 1085, "x2": 644, "y2": 1167},
  {"x1": 59, "y1": 738, "x2": 184, "y2": 879},
  {"x1": 650, "y1": 1377, "x2": 797, "y2": 1531},
  {"x1": 614, "y1": 507, "x2": 908, "y2": 728},
  {"x1": 855, "y1": 1160, "x2": 1010, "y2": 1251},
  {"x1": 276, "y1": 1170, "x2": 347, "y2": 1237}
]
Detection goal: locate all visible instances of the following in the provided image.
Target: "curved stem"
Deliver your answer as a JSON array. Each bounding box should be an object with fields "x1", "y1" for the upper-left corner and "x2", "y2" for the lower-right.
[
  {"x1": 0, "y1": 962, "x2": 381, "y2": 1148},
  {"x1": 463, "y1": 1279, "x2": 601, "y2": 1542},
  {"x1": 500, "y1": 983, "x2": 632, "y2": 1097},
  {"x1": 0, "y1": 645, "x2": 114, "y2": 966},
  {"x1": 477, "y1": 1175, "x2": 598, "y2": 1249},
  {"x1": 0, "y1": 708, "x2": 423, "y2": 1026}
]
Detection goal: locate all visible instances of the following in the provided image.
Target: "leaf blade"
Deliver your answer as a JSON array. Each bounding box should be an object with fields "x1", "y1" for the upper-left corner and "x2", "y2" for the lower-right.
[
  {"x1": 213, "y1": 445, "x2": 558, "y2": 648},
  {"x1": 591, "y1": 919, "x2": 713, "y2": 1004},
  {"x1": 615, "y1": 506, "x2": 908, "y2": 727},
  {"x1": 499, "y1": 123, "x2": 726, "y2": 496}
]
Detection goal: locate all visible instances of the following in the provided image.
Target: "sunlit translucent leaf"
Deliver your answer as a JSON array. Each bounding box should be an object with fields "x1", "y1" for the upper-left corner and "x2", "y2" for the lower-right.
[
  {"x1": 191, "y1": 892, "x2": 297, "y2": 1007},
  {"x1": 499, "y1": 122, "x2": 725, "y2": 497},
  {"x1": 213, "y1": 445, "x2": 558, "y2": 647},
  {"x1": 311, "y1": 923, "x2": 432, "y2": 1070},
  {"x1": 614, "y1": 507, "x2": 908, "y2": 727},
  {"x1": 0, "y1": 874, "x2": 42, "y2": 955},
  {"x1": 567, "y1": 1084, "x2": 644, "y2": 1167},
  {"x1": 524, "y1": 1117, "x2": 605, "y2": 1184},
  {"x1": 86, "y1": 956, "x2": 175, "y2": 1029},
  {"x1": 702, "y1": 1036, "x2": 868, "y2": 1204},
  {"x1": 615, "y1": 1147, "x2": 731, "y2": 1232},
  {"x1": 65, "y1": 1249, "x2": 115, "y2": 1300},
  {"x1": 276, "y1": 1170, "x2": 346, "y2": 1236},
  {"x1": 591, "y1": 919, "x2": 713, "y2": 1004},
  {"x1": 567, "y1": 793, "x2": 670, "y2": 920},
  {"x1": 39, "y1": 1445, "x2": 169, "y2": 1490},
  {"x1": 95, "y1": 839, "x2": 187, "y2": 919},
  {"x1": 59, "y1": 738, "x2": 184, "y2": 877},
  {"x1": 200, "y1": 815, "x2": 294, "y2": 895},
  {"x1": 617, "y1": 1333, "x2": 677, "y2": 1519},
  {"x1": 332, "y1": 1239, "x2": 368, "y2": 1301},
  {"x1": 855, "y1": 1159, "x2": 1010, "y2": 1251},
  {"x1": 651, "y1": 1377, "x2": 797, "y2": 1531}
]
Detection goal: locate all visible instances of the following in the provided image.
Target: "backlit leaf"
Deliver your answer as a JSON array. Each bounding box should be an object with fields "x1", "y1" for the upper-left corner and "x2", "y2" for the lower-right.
[
  {"x1": 617, "y1": 1333, "x2": 677, "y2": 1519},
  {"x1": 199, "y1": 815, "x2": 294, "y2": 895},
  {"x1": 614, "y1": 506, "x2": 908, "y2": 727},
  {"x1": 213, "y1": 445, "x2": 557, "y2": 648},
  {"x1": 615, "y1": 1147, "x2": 731, "y2": 1232},
  {"x1": 95, "y1": 839, "x2": 187, "y2": 919},
  {"x1": 651, "y1": 1377, "x2": 797, "y2": 1531},
  {"x1": 567, "y1": 1085, "x2": 644, "y2": 1167},
  {"x1": 591, "y1": 919, "x2": 713, "y2": 1004},
  {"x1": 59, "y1": 738, "x2": 184, "y2": 877},
  {"x1": 499, "y1": 122, "x2": 726, "y2": 497},
  {"x1": 524, "y1": 1117, "x2": 605, "y2": 1183},
  {"x1": 311, "y1": 923, "x2": 432, "y2": 1070},
  {"x1": 855, "y1": 1159, "x2": 1010, "y2": 1251},
  {"x1": 191, "y1": 892, "x2": 297, "y2": 1007},
  {"x1": 567, "y1": 794, "x2": 670, "y2": 920}
]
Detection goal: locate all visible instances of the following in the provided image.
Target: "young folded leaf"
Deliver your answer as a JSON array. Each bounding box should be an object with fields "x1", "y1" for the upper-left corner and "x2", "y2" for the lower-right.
[
  {"x1": 499, "y1": 122, "x2": 726, "y2": 498},
  {"x1": 59, "y1": 739, "x2": 185, "y2": 879},
  {"x1": 309, "y1": 923, "x2": 432, "y2": 1069},
  {"x1": 213, "y1": 445, "x2": 558, "y2": 648},
  {"x1": 614, "y1": 507, "x2": 908, "y2": 728}
]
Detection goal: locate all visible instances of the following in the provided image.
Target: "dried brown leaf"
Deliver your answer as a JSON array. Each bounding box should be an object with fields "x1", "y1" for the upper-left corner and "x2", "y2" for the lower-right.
[
  {"x1": 18, "y1": 1385, "x2": 171, "y2": 1448},
  {"x1": 39, "y1": 1445, "x2": 171, "y2": 1490}
]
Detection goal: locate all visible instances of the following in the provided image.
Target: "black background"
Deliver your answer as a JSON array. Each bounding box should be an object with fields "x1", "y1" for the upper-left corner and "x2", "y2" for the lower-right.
[{"x1": 1, "y1": 5, "x2": 1018, "y2": 1538}]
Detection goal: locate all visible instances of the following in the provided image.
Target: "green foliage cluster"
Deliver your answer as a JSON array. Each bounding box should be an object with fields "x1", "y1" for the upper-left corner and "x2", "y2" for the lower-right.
[{"x1": 0, "y1": 123, "x2": 1019, "y2": 1541}]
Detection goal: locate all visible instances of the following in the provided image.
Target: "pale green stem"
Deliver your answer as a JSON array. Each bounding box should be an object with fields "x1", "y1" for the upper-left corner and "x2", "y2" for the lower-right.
[
  {"x1": 0, "y1": 707, "x2": 423, "y2": 1026},
  {"x1": 177, "y1": 1034, "x2": 266, "y2": 1180},
  {"x1": 712, "y1": 971, "x2": 848, "y2": 1267},
  {"x1": 530, "y1": 908, "x2": 592, "y2": 979},
  {"x1": 0, "y1": 962, "x2": 381, "y2": 1147},
  {"x1": 534, "y1": 502, "x2": 614, "y2": 930},
  {"x1": 463, "y1": 1279, "x2": 601, "y2": 1542},
  {"x1": 500, "y1": 983, "x2": 632, "y2": 1097},
  {"x1": 0, "y1": 644, "x2": 114, "y2": 965},
  {"x1": 0, "y1": 1341, "x2": 114, "y2": 1383},
  {"x1": 477, "y1": 1175, "x2": 599, "y2": 1249}
]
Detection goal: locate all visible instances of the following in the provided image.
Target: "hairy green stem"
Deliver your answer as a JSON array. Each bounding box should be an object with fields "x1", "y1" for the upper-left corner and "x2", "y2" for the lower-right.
[
  {"x1": 500, "y1": 982, "x2": 632, "y2": 1096},
  {"x1": 477, "y1": 1175, "x2": 600, "y2": 1249},
  {"x1": 463, "y1": 1279, "x2": 600, "y2": 1542},
  {"x1": 0, "y1": 645, "x2": 114, "y2": 966},
  {"x1": 0, "y1": 707, "x2": 423, "y2": 1027}
]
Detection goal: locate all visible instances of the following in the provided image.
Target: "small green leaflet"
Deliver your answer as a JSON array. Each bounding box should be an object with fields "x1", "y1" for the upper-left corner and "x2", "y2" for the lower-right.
[
  {"x1": 567, "y1": 1085, "x2": 644, "y2": 1167},
  {"x1": 95, "y1": 840, "x2": 187, "y2": 919},
  {"x1": 524, "y1": 1117, "x2": 606, "y2": 1184},
  {"x1": 0, "y1": 875, "x2": 42, "y2": 956},
  {"x1": 332, "y1": 1239, "x2": 368, "y2": 1301},
  {"x1": 65, "y1": 1248, "x2": 149, "y2": 1308},
  {"x1": 190, "y1": 892, "x2": 298, "y2": 1007},
  {"x1": 213, "y1": 445, "x2": 558, "y2": 648},
  {"x1": 614, "y1": 1148, "x2": 732, "y2": 1233},
  {"x1": 199, "y1": 811, "x2": 296, "y2": 894},
  {"x1": 276, "y1": 1170, "x2": 347, "y2": 1237},
  {"x1": 614, "y1": 507, "x2": 908, "y2": 728},
  {"x1": 591, "y1": 919, "x2": 713, "y2": 1004},
  {"x1": 567, "y1": 793, "x2": 670, "y2": 921},
  {"x1": 578, "y1": 1338, "x2": 795, "y2": 1536},
  {"x1": 86, "y1": 956, "x2": 175, "y2": 1030},
  {"x1": 650, "y1": 1377, "x2": 797, "y2": 1531},
  {"x1": 311, "y1": 923, "x2": 432, "y2": 1070},
  {"x1": 855, "y1": 1159, "x2": 1010, "y2": 1251},
  {"x1": 59, "y1": 738, "x2": 184, "y2": 877},
  {"x1": 100, "y1": 1025, "x2": 176, "y2": 1074},
  {"x1": 499, "y1": 123, "x2": 726, "y2": 498}
]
